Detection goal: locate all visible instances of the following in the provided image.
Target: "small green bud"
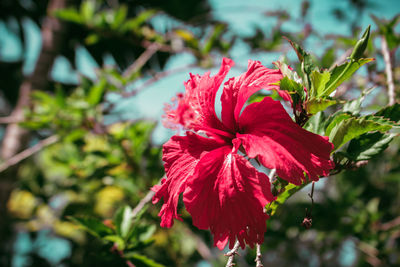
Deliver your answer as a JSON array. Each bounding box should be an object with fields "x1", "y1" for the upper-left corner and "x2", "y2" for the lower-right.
[{"x1": 350, "y1": 25, "x2": 371, "y2": 61}]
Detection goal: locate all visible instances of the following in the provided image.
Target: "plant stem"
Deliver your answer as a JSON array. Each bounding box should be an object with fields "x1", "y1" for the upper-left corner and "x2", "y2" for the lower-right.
[
  {"x1": 255, "y1": 244, "x2": 264, "y2": 267},
  {"x1": 381, "y1": 37, "x2": 396, "y2": 105},
  {"x1": 225, "y1": 240, "x2": 240, "y2": 267}
]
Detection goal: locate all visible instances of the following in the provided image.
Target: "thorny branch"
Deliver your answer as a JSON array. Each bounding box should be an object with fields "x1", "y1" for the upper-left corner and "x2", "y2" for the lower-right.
[
  {"x1": 0, "y1": 135, "x2": 59, "y2": 173},
  {"x1": 225, "y1": 240, "x2": 240, "y2": 267},
  {"x1": 381, "y1": 37, "x2": 396, "y2": 106}
]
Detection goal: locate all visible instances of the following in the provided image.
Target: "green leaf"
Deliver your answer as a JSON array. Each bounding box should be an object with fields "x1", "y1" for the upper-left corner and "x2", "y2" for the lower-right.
[
  {"x1": 324, "y1": 58, "x2": 374, "y2": 96},
  {"x1": 375, "y1": 103, "x2": 400, "y2": 122},
  {"x1": 114, "y1": 205, "x2": 133, "y2": 239},
  {"x1": 363, "y1": 114, "x2": 399, "y2": 127},
  {"x1": 138, "y1": 224, "x2": 156, "y2": 242},
  {"x1": 267, "y1": 183, "x2": 305, "y2": 216},
  {"x1": 87, "y1": 78, "x2": 107, "y2": 105},
  {"x1": 327, "y1": 116, "x2": 394, "y2": 151},
  {"x1": 80, "y1": 0, "x2": 96, "y2": 23},
  {"x1": 283, "y1": 37, "x2": 309, "y2": 66},
  {"x1": 121, "y1": 9, "x2": 156, "y2": 32},
  {"x1": 32, "y1": 90, "x2": 56, "y2": 105},
  {"x1": 304, "y1": 111, "x2": 326, "y2": 135},
  {"x1": 69, "y1": 217, "x2": 113, "y2": 238},
  {"x1": 310, "y1": 70, "x2": 331, "y2": 97},
  {"x1": 283, "y1": 37, "x2": 316, "y2": 89},
  {"x1": 306, "y1": 97, "x2": 337, "y2": 114},
  {"x1": 126, "y1": 121, "x2": 156, "y2": 165},
  {"x1": 350, "y1": 25, "x2": 371, "y2": 60},
  {"x1": 273, "y1": 61, "x2": 303, "y2": 83},
  {"x1": 112, "y1": 5, "x2": 128, "y2": 29},
  {"x1": 64, "y1": 129, "x2": 87, "y2": 142},
  {"x1": 279, "y1": 77, "x2": 304, "y2": 97},
  {"x1": 53, "y1": 8, "x2": 83, "y2": 24},
  {"x1": 342, "y1": 87, "x2": 374, "y2": 115},
  {"x1": 279, "y1": 76, "x2": 305, "y2": 108},
  {"x1": 346, "y1": 132, "x2": 395, "y2": 161},
  {"x1": 85, "y1": 33, "x2": 100, "y2": 45},
  {"x1": 202, "y1": 24, "x2": 226, "y2": 54},
  {"x1": 125, "y1": 253, "x2": 165, "y2": 267},
  {"x1": 324, "y1": 112, "x2": 352, "y2": 136},
  {"x1": 103, "y1": 235, "x2": 125, "y2": 250}
]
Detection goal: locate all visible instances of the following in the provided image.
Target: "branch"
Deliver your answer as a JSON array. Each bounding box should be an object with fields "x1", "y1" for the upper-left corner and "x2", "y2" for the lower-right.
[
  {"x1": 0, "y1": 116, "x2": 23, "y2": 124},
  {"x1": 121, "y1": 64, "x2": 197, "y2": 98},
  {"x1": 381, "y1": 37, "x2": 396, "y2": 106},
  {"x1": 225, "y1": 240, "x2": 240, "y2": 267},
  {"x1": 131, "y1": 188, "x2": 156, "y2": 219},
  {"x1": 255, "y1": 244, "x2": 264, "y2": 267},
  {"x1": 0, "y1": 135, "x2": 58, "y2": 173},
  {"x1": 131, "y1": 176, "x2": 166, "y2": 220},
  {"x1": 123, "y1": 42, "x2": 162, "y2": 79},
  {"x1": 183, "y1": 226, "x2": 213, "y2": 261},
  {"x1": 378, "y1": 216, "x2": 400, "y2": 231}
]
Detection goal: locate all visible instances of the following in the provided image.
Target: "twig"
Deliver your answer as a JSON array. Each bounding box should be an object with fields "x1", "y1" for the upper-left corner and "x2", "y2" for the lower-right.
[
  {"x1": 123, "y1": 42, "x2": 162, "y2": 79},
  {"x1": 381, "y1": 37, "x2": 396, "y2": 106},
  {"x1": 225, "y1": 240, "x2": 240, "y2": 267},
  {"x1": 302, "y1": 181, "x2": 315, "y2": 229},
  {"x1": 131, "y1": 187, "x2": 156, "y2": 219},
  {"x1": 255, "y1": 244, "x2": 264, "y2": 267},
  {"x1": 0, "y1": 116, "x2": 23, "y2": 124},
  {"x1": 130, "y1": 175, "x2": 165, "y2": 220},
  {"x1": 358, "y1": 241, "x2": 381, "y2": 267},
  {"x1": 0, "y1": 135, "x2": 58, "y2": 173},
  {"x1": 121, "y1": 64, "x2": 197, "y2": 98},
  {"x1": 183, "y1": 226, "x2": 213, "y2": 261},
  {"x1": 308, "y1": 181, "x2": 315, "y2": 214},
  {"x1": 378, "y1": 216, "x2": 400, "y2": 231}
]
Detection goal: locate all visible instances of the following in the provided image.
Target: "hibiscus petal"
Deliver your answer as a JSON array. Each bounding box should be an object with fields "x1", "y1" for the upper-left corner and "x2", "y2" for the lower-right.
[
  {"x1": 220, "y1": 60, "x2": 283, "y2": 130},
  {"x1": 237, "y1": 97, "x2": 334, "y2": 185},
  {"x1": 152, "y1": 132, "x2": 226, "y2": 227},
  {"x1": 163, "y1": 58, "x2": 234, "y2": 137},
  {"x1": 183, "y1": 146, "x2": 275, "y2": 250}
]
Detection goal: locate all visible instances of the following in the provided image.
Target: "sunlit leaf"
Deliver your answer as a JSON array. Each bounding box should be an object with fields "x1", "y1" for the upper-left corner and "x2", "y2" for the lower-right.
[
  {"x1": 53, "y1": 8, "x2": 83, "y2": 24},
  {"x1": 323, "y1": 58, "x2": 374, "y2": 96},
  {"x1": 114, "y1": 205, "x2": 133, "y2": 239},
  {"x1": 327, "y1": 116, "x2": 395, "y2": 151},
  {"x1": 310, "y1": 70, "x2": 331, "y2": 97},
  {"x1": 104, "y1": 235, "x2": 125, "y2": 250},
  {"x1": 266, "y1": 183, "x2": 305, "y2": 216},
  {"x1": 306, "y1": 97, "x2": 337, "y2": 114}
]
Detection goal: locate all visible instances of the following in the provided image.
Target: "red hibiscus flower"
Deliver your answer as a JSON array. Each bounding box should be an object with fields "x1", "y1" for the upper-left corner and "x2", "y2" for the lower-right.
[{"x1": 153, "y1": 58, "x2": 334, "y2": 250}]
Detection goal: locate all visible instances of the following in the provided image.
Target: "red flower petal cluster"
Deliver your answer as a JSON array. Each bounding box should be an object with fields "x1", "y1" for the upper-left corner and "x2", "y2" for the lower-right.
[{"x1": 153, "y1": 58, "x2": 334, "y2": 250}]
